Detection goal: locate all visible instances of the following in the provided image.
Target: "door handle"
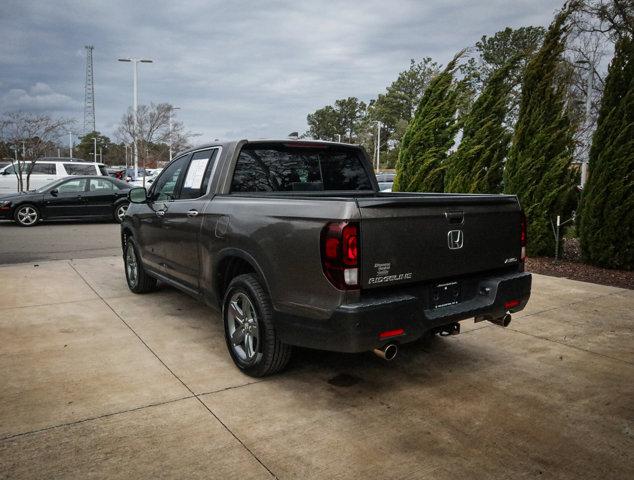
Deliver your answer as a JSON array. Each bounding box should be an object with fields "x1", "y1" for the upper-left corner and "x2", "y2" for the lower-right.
[
  {"x1": 187, "y1": 209, "x2": 199, "y2": 217},
  {"x1": 156, "y1": 210, "x2": 166, "y2": 217}
]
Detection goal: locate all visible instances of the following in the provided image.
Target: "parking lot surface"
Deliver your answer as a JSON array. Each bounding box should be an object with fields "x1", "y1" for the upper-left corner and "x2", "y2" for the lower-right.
[
  {"x1": 0, "y1": 256, "x2": 632, "y2": 479},
  {"x1": 0, "y1": 221, "x2": 121, "y2": 264}
]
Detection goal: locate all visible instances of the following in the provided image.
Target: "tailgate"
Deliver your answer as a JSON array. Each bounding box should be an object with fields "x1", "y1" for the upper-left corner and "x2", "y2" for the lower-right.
[{"x1": 357, "y1": 194, "x2": 522, "y2": 289}]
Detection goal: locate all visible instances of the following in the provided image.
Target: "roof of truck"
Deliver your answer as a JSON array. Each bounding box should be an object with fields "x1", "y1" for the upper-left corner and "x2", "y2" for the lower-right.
[{"x1": 176, "y1": 138, "x2": 360, "y2": 157}]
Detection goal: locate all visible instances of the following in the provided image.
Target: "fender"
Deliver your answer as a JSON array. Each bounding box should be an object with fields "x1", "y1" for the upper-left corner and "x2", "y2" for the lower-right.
[{"x1": 212, "y1": 247, "x2": 273, "y2": 305}]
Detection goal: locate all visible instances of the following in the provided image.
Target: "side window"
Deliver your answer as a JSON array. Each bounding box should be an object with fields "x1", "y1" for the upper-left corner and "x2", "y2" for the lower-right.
[
  {"x1": 30, "y1": 163, "x2": 56, "y2": 175},
  {"x1": 179, "y1": 149, "x2": 218, "y2": 200},
  {"x1": 64, "y1": 163, "x2": 96, "y2": 175},
  {"x1": 89, "y1": 178, "x2": 115, "y2": 191},
  {"x1": 57, "y1": 178, "x2": 87, "y2": 193},
  {"x1": 151, "y1": 155, "x2": 190, "y2": 202}
]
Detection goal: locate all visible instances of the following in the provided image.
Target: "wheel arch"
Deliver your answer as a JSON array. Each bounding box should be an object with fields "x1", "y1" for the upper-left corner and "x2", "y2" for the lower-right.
[{"x1": 214, "y1": 248, "x2": 271, "y2": 307}]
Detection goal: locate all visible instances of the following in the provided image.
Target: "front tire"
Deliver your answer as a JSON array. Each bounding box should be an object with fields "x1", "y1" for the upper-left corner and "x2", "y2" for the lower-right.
[
  {"x1": 114, "y1": 202, "x2": 129, "y2": 223},
  {"x1": 124, "y1": 237, "x2": 157, "y2": 293},
  {"x1": 14, "y1": 204, "x2": 40, "y2": 227},
  {"x1": 223, "y1": 273, "x2": 292, "y2": 377}
]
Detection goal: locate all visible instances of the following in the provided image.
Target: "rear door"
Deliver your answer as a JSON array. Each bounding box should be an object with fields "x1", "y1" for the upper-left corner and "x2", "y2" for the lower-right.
[
  {"x1": 85, "y1": 178, "x2": 118, "y2": 216},
  {"x1": 26, "y1": 162, "x2": 57, "y2": 190},
  {"x1": 357, "y1": 194, "x2": 522, "y2": 289},
  {"x1": 158, "y1": 148, "x2": 219, "y2": 288}
]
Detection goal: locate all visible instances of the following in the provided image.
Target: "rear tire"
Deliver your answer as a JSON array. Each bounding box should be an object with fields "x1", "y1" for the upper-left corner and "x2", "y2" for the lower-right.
[
  {"x1": 124, "y1": 237, "x2": 157, "y2": 293},
  {"x1": 114, "y1": 202, "x2": 129, "y2": 223},
  {"x1": 14, "y1": 204, "x2": 40, "y2": 227},
  {"x1": 223, "y1": 273, "x2": 292, "y2": 377}
]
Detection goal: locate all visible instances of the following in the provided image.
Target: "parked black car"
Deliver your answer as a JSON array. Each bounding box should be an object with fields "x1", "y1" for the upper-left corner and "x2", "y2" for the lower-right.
[{"x1": 0, "y1": 176, "x2": 132, "y2": 226}]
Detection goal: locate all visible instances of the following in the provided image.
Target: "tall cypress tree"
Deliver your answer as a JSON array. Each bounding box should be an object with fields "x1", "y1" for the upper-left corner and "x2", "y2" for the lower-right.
[
  {"x1": 504, "y1": 9, "x2": 577, "y2": 256},
  {"x1": 393, "y1": 52, "x2": 463, "y2": 192},
  {"x1": 445, "y1": 59, "x2": 517, "y2": 193},
  {"x1": 579, "y1": 35, "x2": 634, "y2": 269}
]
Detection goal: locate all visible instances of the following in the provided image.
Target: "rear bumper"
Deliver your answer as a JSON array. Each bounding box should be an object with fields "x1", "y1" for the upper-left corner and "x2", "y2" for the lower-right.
[{"x1": 275, "y1": 271, "x2": 531, "y2": 353}]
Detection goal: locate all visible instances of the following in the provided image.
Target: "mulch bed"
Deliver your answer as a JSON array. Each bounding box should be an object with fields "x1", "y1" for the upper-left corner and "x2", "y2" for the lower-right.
[{"x1": 526, "y1": 257, "x2": 634, "y2": 290}]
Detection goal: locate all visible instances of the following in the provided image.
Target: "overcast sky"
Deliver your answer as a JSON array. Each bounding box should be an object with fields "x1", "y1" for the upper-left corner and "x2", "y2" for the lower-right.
[{"x1": 0, "y1": 0, "x2": 563, "y2": 143}]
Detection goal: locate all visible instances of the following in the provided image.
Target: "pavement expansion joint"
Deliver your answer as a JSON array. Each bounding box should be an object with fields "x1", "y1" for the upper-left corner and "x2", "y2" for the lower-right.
[{"x1": 67, "y1": 261, "x2": 279, "y2": 479}]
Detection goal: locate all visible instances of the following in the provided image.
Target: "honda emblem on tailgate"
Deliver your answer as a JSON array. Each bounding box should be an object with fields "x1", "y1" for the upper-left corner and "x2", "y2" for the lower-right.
[{"x1": 447, "y1": 230, "x2": 464, "y2": 250}]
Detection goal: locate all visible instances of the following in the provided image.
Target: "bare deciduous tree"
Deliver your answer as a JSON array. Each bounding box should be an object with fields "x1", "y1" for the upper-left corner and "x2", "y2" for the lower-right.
[
  {"x1": 115, "y1": 103, "x2": 193, "y2": 165},
  {"x1": 0, "y1": 112, "x2": 76, "y2": 191}
]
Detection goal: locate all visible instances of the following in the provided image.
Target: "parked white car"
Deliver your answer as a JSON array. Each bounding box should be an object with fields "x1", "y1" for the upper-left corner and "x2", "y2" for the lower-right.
[{"x1": 0, "y1": 158, "x2": 108, "y2": 193}]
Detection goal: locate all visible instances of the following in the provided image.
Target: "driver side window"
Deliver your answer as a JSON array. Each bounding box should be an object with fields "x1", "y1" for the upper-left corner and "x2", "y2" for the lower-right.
[{"x1": 150, "y1": 155, "x2": 190, "y2": 201}]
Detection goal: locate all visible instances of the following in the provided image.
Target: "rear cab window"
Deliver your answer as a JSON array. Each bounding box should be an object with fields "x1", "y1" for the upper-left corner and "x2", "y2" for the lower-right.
[{"x1": 231, "y1": 143, "x2": 373, "y2": 193}]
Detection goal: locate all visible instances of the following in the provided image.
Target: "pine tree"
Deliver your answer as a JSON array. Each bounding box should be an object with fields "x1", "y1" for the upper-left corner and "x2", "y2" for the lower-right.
[
  {"x1": 393, "y1": 52, "x2": 463, "y2": 192},
  {"x1": 503, "y1": 9, "x2": 577, "y2": 256},
  {"x1": 579, "y1": 35, "x2": 634, "y2": 269},
  {"x1": 445, "y1": 59, "x2": 517, "y2": 193}
]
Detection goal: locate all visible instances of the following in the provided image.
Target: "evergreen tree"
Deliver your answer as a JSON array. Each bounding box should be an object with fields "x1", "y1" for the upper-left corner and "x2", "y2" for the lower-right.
[
  {"x1": 445, "y1": 59, "x2": 517, "y2": 193},
  {"x1": 393, "y1": 52, "x2": 463, "y2": 192},
  {"x1": 503, "y1": 9, "x2": 577, "y2": 256},
  {"x1": 579, "y1": 35, "x2": 634, "y2": 269}
]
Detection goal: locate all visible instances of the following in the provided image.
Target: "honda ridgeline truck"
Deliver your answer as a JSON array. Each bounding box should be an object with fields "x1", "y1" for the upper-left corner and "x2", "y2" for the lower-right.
[{"x1": 121, "y1": 139, "x2": 531, "y2": 376}]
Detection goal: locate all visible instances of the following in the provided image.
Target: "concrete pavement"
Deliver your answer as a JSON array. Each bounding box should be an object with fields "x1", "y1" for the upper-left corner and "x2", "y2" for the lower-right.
[
  {"x1": 0, "y1": 256, "x2": 632, "y2": 479},
  {"x1": 0, "y1": 221, "x2": 121, "y2": 264}
]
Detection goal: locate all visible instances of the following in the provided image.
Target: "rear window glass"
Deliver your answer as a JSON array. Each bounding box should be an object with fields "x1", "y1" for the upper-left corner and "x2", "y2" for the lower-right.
[
  {"x1": 64, "y1": 163, "x2": 96, "y2": 175},
  {"x1": 231, "y1": 144, "x2": 372, "y2": 193}
]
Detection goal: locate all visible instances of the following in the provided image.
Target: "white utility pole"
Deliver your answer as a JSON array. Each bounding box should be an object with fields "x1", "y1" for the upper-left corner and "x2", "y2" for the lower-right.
[
  {"x1": 576, "y1": 59, "x2": 594, "y2": 188},
  {"x1": 375, "y1": 121, "x2": 381, "y2": 172},
  {"x1": 581, "y1": 65, "x2": 593, "y2": 188},
  {"x1": 118, "y1": 57, "x2": 153, "y2": 180},
  {"x1": 336, "y1": 134, "x2": 341, "y2": 143},
  {"x1": 69, "y1": 132, "x2": 73, "y2": 159},
  {"x1": 169, "y1": 106, "x2": 181, "y2": 161},
  {"x1": 93, "y1": 136, "x2": 97, "y2": 163}
]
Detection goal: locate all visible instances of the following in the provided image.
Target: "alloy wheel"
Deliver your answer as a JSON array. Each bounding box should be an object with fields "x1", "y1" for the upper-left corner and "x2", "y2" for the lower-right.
[
  {"x1": 227, "y1": 291, "x2": 261, "y2": 364},
  {"x1": 116, "y1": 204, "x2": 128, "y2": 222},
  {"x1": 16, "y1": 206, "x2": 38, "y2": 226},
  {"x1": 126, "y1": 245, "x2": 138, "y2": 288}
]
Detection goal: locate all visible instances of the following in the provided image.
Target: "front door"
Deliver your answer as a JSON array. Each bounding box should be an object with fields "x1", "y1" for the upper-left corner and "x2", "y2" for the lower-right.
[
  {"x1": 159, "y1": 148, "x2": 218, "y2": 288},
  {"x1": 137, "y1": 154, "x2": 191, "y2": 272},
  {"x1": 43, "y1": 178, "x2": 88, "y2": 218}
]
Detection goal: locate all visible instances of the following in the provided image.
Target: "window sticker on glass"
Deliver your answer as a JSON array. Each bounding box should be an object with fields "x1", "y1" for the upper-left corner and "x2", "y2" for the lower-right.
[{"x1": 184, "y1": 158, "x2": 209, "y2": 189}]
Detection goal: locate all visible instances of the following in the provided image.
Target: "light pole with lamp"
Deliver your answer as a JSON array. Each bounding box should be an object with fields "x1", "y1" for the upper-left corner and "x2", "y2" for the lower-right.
[{"x1": 118, "y1": 57, "x2": 154, "y2": 181}]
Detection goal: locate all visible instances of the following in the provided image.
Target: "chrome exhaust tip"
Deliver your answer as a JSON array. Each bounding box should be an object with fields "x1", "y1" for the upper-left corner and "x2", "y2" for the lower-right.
[
  {"x1": 373, "y1": 343, "x2": 398, "y2": 361},
  {"x1": 488, "y1": 313, "x2": 512, "y2": 328}
]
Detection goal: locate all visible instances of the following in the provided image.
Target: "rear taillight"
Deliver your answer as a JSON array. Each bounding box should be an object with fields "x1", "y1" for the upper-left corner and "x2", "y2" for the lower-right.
[
  {"x1": 520, "y1": 211, "x2": 527, "y2": 262},
  {"x1": 321, "y1": 221, "x2": 359, "y2": 289}
]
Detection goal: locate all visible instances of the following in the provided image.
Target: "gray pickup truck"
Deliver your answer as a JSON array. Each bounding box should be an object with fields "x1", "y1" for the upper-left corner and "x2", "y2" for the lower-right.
[{"x1": 121, "y1": 139, "x2": 531, "y2": 376}]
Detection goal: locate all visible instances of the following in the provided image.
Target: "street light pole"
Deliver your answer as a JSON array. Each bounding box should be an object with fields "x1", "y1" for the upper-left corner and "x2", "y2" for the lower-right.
[
  {"x1": 93, "y1": 136, "x2": 97, "y2": 163},
  {"x1": 68, "y1": 132, "x2": 73, "y2": 159},
  {"x1": 118, "y1": 57, "x2": 153, "y2": 180}
]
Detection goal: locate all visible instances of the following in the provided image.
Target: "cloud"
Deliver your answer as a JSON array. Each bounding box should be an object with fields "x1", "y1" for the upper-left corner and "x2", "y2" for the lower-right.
[
  {"x1": 0, "y1": 0, "x2": 564, "y2": 140},
  {"x1": 0, "y1": 83, "x2": 81, "y2": 112}
]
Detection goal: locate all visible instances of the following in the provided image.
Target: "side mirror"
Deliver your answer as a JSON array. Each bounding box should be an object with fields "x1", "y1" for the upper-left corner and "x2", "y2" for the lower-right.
[
  {"x1": 128, "y1": 187, "x2": 148, "y2": 204},
  {"x1": 1, "y1": 170, "x2": 8, "y2": 175},
  {"x1": 50, "y1": 188, "x2": 58, "y2": 196}
]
